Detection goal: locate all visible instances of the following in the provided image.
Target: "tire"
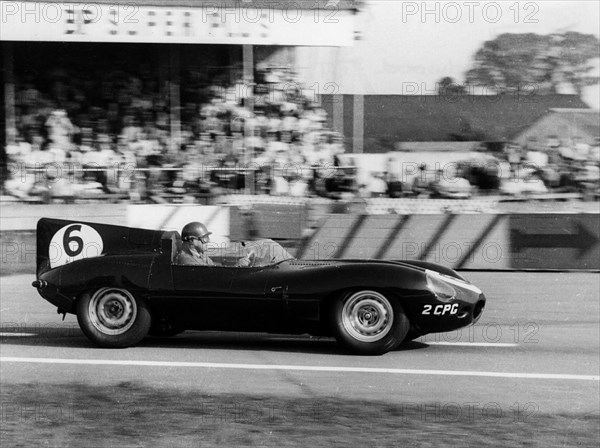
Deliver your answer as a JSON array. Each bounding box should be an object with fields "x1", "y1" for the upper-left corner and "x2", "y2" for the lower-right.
[
  {"x1": 401, "y1": 329, "x2": 424, "y2": 344},
  {"x1": 76, "y1": 287, "x2": 151, "y2": 348},
  {"x1": 331, "y1": 290, "x2": 410, "y2": 355}
]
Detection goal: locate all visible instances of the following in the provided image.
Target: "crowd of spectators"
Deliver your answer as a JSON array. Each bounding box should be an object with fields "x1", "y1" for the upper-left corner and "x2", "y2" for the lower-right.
[
  {"x1": 2, "y1": 65, "x2": 354, "y2": 202},
  {"x1": 391, "y1": 138, "x2": 600, "y2": 200},
  {"x1": 1, "y1": 63, "x2": 598, "y2": 202},
  {"x1": 495, "y1": 138, "x2": 600, "y2": 198}
]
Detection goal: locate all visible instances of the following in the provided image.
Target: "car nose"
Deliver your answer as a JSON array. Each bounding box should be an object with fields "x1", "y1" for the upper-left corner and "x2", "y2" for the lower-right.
[{"x1": 472, "y1": 294, "x2": 486, "y2": 323}]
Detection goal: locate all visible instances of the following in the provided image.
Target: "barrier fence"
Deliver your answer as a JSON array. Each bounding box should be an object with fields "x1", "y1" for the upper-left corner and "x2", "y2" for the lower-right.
[
  {"x1": 4, "y1": 164, "x2": 359, "y2": 202},
  {"x1": 298, "y1": 213, "x2": 600, "y2": 270},
  {"x1": 1, "y1": 202, "x2": 598, "y2": 274}
]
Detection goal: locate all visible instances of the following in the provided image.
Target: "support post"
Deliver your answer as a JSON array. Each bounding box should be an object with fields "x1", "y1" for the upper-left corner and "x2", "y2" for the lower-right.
[
  {"x1": 3, "y1": 42, "x2": 16, "y2": 146},
  {"x1": 352, "y1": 94, "x2": 364, "y2": 153},
  {"x1": 169, "y1": 46, "x2": 181, "y2": 157}
]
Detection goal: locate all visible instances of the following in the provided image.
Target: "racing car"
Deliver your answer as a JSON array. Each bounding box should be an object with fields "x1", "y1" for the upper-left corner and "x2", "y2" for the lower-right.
[{"x1": 32, "y1": 218, "x2": 486, "y2": 355}]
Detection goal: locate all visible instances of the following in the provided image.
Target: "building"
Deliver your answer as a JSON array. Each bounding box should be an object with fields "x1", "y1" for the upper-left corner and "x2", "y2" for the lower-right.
[
  {"x1": 513, "y1": 108, "x2": 600, "y2": 148},
  {"x1": 320, "y1": 93, "x2": 590, "y2": 153}
]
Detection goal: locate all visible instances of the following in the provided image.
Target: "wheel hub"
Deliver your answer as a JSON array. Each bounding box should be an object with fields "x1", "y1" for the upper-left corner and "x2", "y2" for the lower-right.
[
  {"x1": 88, "y1": 288, "x2": 138, "y2": 335},
  {"x1": 341, "y1": 291, "x2": 394, "y2": 343},
  {"x1": 106, "y1": 300, "x2": 124, "y2": 318},
  {"x1": 359, "y1": 307, "x2": 378, "y2": 325}
]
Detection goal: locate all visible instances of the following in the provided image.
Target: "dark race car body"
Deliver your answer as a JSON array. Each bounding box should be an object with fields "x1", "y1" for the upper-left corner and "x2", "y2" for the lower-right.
[{"x1": 33, "y1": 218, "x2": 486, "y2": 355}]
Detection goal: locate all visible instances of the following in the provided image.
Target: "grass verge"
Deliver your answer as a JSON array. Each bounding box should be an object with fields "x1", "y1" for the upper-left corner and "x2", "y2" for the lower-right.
[{"x1": 1, "y1": 382, "x2": 598, "y2": 447}]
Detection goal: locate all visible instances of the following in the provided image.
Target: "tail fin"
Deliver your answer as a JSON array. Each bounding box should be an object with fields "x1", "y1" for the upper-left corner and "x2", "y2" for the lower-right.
[{"x1": 36, "y1": 218, "x2": 164, "y2": 276}]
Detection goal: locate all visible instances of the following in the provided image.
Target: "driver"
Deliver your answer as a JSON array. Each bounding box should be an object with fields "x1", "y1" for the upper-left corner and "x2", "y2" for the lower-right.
[{"x1": 176, "y1": 222, "x2": 256, "y2": 267}]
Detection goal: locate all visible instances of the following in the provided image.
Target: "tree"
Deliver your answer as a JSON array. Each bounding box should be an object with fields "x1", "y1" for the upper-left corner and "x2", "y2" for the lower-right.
[
  {"x1": 465, "y1": 32, "x2": 600, "y2": 96},
  {"x1": 437, "y1": 77, "x2": 466, "y2": 95},
  {"x1": 556, "y1": 32, "x2": 600, "y2": 96}
]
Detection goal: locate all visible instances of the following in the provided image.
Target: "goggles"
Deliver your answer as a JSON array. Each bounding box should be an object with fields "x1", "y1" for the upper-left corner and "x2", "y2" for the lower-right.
[{"x1": 188, "y1": 234, "x2": 210, "y2": 243}]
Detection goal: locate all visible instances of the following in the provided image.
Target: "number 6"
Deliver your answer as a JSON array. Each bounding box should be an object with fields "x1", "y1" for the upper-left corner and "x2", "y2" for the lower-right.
[{"x1": 63, "y1": 225, "x2": 84, "y2": 257}]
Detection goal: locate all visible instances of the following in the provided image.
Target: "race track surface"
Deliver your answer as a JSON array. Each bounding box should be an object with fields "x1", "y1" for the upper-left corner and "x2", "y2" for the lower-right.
[{"x1": 1, "y1": 272, "x2": 598, "y2": 447}]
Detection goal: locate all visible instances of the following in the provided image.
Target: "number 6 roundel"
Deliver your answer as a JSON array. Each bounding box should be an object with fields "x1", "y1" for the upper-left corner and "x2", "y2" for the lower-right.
[{"x1": 49, "y1": 224, "x2": 104, "y2": 268}]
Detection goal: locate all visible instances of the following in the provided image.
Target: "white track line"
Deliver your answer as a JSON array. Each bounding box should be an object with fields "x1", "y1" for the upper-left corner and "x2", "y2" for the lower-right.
[
  {"x1": 426, "y1": 342, "x2": 519, "y2": 347},
  {"x1": 1, "y1": 357, "x2": 597, "y2": 381},
  {"x1": 0, "y1": 333, "x2": 36, "y2": 337}
]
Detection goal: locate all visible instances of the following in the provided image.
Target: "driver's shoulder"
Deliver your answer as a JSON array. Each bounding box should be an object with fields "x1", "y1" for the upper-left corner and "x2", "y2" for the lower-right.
[{"x1": 174, "y1": 251, "x2": 212, "y2": 266}]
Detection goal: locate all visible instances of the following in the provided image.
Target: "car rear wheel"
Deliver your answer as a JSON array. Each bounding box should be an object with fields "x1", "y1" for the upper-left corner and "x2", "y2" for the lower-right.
[
  {"x1": 77, "y1": 287, "x2": 151, "y2": 348},
  {"x1": 331, "y1": 290, "x2": 409, "y2": 355}
]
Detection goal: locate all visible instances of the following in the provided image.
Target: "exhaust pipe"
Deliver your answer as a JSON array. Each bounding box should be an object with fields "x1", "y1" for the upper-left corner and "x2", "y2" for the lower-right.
[{"x1": 32, "y1": 280, "x2": 47, "y2": 289}]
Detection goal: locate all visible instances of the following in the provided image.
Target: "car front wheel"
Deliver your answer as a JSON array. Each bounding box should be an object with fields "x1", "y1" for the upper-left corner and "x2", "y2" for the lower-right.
[
  {"x1": 331, "y1": 290, "x2": 409, "y2": 355},
  {"x1": 77, "y1": 287, "x2": 151, "y2": 348}
]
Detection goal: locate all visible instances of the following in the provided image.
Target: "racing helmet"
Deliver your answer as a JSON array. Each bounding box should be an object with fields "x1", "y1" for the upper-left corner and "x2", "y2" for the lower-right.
[{"x1": 182, "y1": 222, "x2": 212, "y2": 242}]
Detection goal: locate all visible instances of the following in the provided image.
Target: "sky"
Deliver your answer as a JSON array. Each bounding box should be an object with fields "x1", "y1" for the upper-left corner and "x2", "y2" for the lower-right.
[{"x1": 297, "y1": 1, "x2": 600, "y2": 107}]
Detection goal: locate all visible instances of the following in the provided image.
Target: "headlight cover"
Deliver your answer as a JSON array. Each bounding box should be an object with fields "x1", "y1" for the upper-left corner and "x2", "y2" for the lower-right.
[{"x1": 425, "y1": 270, "x2": 456, "y2": 302}]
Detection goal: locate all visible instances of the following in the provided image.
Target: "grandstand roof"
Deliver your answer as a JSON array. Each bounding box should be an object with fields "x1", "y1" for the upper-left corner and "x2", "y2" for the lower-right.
[{"x1": 25, "y1": 0, "x2": 361, "y2": 10}]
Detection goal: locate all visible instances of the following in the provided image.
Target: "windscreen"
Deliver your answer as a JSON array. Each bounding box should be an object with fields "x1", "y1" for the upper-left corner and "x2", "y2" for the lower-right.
[
  {"x1": 204, "y1": 239, "x2": 294, "y2": 267},
  {"x1": 245, "y1": 239, "x2": 295, "y2": 267}
]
